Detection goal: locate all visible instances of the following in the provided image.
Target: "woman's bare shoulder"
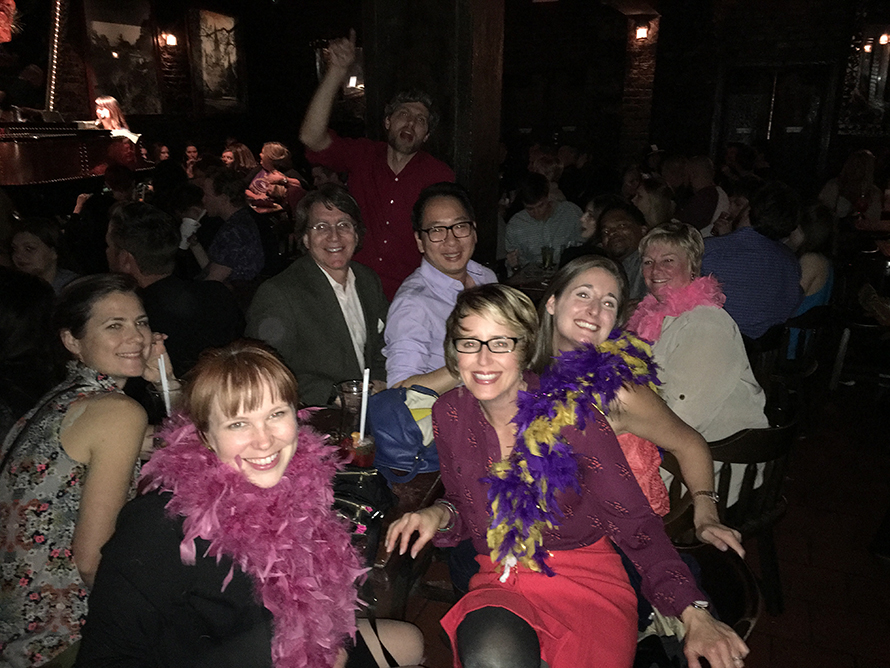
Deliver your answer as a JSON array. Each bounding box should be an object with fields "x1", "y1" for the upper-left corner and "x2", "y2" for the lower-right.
[{"x1": 61, "y1": 392, "x2": 148, "y2": 460}]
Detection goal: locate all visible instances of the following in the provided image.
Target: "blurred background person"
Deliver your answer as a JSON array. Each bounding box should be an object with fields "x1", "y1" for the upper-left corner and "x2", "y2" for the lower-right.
[
  {"x1": 11, "y1": 217, "x2": 79, "y2": 293},
  {"x1": 94, "y1": 95, "x2": 127, "y2": 131},
  {"x1": 0, "y1": 267, "x2": 61, "y2": 440}
]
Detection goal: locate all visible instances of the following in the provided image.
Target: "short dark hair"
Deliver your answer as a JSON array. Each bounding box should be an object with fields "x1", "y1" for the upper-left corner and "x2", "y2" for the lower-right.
[
  {"x1": 13, "y1": 217, "x2": 63, "y2": 252},
  {"x1": 724, "y1": 175, "x2": 764, "y2": 202},
  {"x1": 207, "y1": 167, "x2": 247, "y2": 207},
  {"x1": 104, "y1": 164, "x2": 135, "y2": 193},
  {"x1": 294, "y1": 183, "x2": 366, "y2": 251},
  {"x1": 734, "y1": 143, "x2": 757, "y2": 172},
  {"x1": 53, "y1": 274, "x2": 140, "y2": 341},
  {"x1": 170, "y1": 182, "x2": 206, "y2": 216},
  {"x1": 749, "y1": 181, "x2": 801, "y2": 241},
  {"x1": 384, "y1": 89, "x2": 439, "y2": 135},
  {"x1": 108, "y1": 202, "x2": 180, "y2": 275},
  {"x1": 598, "y1": 201, "x2": 648, "y2": 230},
  {"x1": 410, "y1": 182, "x2": 475, "y2": 233},
  {"x1": 518, "y1": 173, "x2": 550, "y2": 206}
]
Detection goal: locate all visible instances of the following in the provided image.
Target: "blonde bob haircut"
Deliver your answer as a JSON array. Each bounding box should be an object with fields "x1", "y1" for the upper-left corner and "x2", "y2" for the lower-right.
[
  {"x1": 444, "y1": 284, "x2": 538, "y2": 377},
  {"x1": 183, "y1": 339, "x2": 299, "y2": 433},
  {"x1": 638, "y1": 221, "x2": 705, "y2": 277}
]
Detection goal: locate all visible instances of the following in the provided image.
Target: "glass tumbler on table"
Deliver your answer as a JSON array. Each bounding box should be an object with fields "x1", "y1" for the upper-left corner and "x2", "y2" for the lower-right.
[{"x1": 335, "y1": 380, "x2": 375, "y2": 467}]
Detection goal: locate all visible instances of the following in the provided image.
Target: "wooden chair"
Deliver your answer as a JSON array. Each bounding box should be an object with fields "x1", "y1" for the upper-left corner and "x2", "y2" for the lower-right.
[
  {"x1": 663, "y1": 420, "x2": 797, "y2": 616},
  {"x1": 676, "y1": 543, "x2": 762, "y2": 640},
  {"x1": 829, "y1": 246, "x2": 890, "y2": 390}
]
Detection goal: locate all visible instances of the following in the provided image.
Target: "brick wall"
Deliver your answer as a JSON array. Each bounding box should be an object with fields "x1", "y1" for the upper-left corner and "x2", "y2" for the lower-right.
[{"x1": 620, "y1": 17, "x2": 660, "y2": 163}]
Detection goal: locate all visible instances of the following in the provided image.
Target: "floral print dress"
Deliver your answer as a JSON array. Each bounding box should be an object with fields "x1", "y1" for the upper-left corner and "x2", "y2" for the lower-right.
[{"x1": 0, "y1": 363, "x2": 125, "y2": 667}]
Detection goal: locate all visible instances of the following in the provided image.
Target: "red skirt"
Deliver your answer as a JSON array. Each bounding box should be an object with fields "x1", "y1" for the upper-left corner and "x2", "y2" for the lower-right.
[{"x1": 440, "y1": 538, "x2": 637, "y2": 668}]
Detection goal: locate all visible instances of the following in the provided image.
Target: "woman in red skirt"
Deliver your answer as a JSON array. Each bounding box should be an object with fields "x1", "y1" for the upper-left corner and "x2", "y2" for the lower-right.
[{"x1": 386, "y1": 284, "x2": 748, "y2": 668}]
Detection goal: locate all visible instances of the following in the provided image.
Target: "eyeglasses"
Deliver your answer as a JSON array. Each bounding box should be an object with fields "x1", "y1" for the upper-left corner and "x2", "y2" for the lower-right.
[
  {"x1": 452, "y1": 336, "x2": 522, "y2": 354},
  {"x1": 419, "y1": 222, "x2": 474, "y2": 243},
  {"x1": 308, "y1": 220, "x2": 356, "y2": 235}
]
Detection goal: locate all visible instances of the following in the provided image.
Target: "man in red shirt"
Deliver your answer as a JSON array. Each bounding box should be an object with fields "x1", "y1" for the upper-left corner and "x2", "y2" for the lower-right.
[{"x1": 300, "y1": 30, "x2": 455, "y2": 300}]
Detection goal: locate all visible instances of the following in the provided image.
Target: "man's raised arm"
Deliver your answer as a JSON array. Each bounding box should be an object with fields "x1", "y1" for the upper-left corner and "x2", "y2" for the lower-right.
[{"x1": 299, "y1": 29, "x2": 356, "y2": 152}]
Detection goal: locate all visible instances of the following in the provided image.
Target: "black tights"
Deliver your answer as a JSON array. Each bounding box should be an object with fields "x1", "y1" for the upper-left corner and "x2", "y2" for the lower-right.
[{"x1": 456, "y1": 606, "x2": 541, "y2": 668}]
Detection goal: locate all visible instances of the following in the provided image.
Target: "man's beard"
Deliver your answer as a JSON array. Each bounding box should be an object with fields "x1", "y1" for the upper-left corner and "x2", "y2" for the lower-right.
[{"x1": 387, "y1": 131, "x2": 423, "y2": 157}]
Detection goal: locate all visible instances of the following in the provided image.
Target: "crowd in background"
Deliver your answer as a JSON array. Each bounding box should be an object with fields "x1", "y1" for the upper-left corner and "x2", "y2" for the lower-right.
[{"x1": 2, "y1": 63, "x2": 889, "y2": 667}]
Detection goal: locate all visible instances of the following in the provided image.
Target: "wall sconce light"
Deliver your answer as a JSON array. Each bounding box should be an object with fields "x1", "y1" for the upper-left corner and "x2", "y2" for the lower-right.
[
  {"x1": 865, "y1": 43, "x2": 873, "y2": 53},
  {"x1": 881, "y1": 34, "x2": 889, "y2": 45},
  {"x1": 636, "y1": 23, "x2": 649, "y2": 40},
  {"x1": 162, "y1": 32, "x2": 177, "y2": 47}
]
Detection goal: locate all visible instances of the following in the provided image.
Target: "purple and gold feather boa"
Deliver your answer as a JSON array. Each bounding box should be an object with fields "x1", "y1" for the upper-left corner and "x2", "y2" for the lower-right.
[{"x1": 482, "y1": 330, "x2": 660, "y2": 577}]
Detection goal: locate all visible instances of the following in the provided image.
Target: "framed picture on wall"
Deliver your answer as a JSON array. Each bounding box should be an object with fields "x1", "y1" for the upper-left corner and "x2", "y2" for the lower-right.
[
  {"x1": 83, "y1": 0, "x2": 161, "y2": 115},
  {"x1": 188, "y1": 9, "x2": 246, "y2": 114}
]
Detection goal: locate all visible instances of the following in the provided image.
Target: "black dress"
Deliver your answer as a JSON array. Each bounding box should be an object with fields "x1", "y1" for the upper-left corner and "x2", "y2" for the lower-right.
[
  {"x1": 76, "y1": 492, "x2": 274, "y2": 668},
  {"x1": 77, "y1": 493, "x2": 385, "y2": 668}
]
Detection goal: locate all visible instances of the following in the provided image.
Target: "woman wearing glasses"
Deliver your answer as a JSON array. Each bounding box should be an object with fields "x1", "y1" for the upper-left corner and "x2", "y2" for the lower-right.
[{"x1": 385, "y1": 284, "x2": 749, "y2": 668}]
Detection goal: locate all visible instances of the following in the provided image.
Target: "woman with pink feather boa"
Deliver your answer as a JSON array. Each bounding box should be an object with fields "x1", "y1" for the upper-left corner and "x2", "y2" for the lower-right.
[
  {"x1": 626, "y1": 222, "x2": 769, "y2": 506},
  {"x1": 75, "y1": 340, "x2": 423, "y2": 668}
]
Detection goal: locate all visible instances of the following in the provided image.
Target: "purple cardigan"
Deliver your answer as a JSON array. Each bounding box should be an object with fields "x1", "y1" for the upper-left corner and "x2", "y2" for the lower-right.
[{"x1": 431, "y1": 375, "x2": 703, "y2": 618}]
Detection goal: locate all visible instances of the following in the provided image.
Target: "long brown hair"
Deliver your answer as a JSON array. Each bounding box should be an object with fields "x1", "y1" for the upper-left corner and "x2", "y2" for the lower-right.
[{"x1": 531, "y1": 256, "x2": 629, "y2": 373}]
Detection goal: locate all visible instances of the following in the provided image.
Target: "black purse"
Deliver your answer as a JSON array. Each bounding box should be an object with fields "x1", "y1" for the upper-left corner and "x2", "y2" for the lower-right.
[{"x1": 332, "y1": 465, "x2": 397, "y2": 566}]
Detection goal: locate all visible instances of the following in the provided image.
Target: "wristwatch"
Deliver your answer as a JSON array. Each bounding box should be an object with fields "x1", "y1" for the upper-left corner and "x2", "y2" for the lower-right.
[{"x1": 691, "y1": 600, "x2": 710, "y2": 612}]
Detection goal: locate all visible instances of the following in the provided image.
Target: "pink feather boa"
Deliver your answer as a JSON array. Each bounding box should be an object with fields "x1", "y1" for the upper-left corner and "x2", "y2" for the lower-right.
[
  {"x1": 140, "y1": 414, "x2": 365, "y2": 668},
  {"x1": 626, "y1": 275, "x2": 726, "y2": 342}
]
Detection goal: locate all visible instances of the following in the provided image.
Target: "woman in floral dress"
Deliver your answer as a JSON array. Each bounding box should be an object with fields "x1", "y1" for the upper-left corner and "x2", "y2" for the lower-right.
[{"x1": 0, "y1": 274, "x2": 173, "y2": 667}]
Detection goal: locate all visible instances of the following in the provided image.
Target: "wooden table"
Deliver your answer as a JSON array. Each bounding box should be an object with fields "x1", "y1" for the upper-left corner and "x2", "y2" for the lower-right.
[
  {"x1": 305, "y1": 407, "x2": 446, "y2": 618},
  {"x1": 505, "y1": 262, "x2": 556, "y2": 305}
]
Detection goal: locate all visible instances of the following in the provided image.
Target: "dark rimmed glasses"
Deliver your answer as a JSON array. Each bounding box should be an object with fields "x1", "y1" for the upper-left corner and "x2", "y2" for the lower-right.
[
  {"x1": 419, "y1": 221, "x2": 475, "y2": 243},
  {"x1": 452, "y1": 336, "x2": 522, "y2": 354}
]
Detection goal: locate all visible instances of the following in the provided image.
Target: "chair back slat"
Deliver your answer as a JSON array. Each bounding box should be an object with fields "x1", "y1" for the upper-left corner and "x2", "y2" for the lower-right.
[
  {"x1": 709, "y1": 423, "x2": 795, "y2": 464},
  {"x1": 714, "y1": 422, "x2": 796, "y2": 537}
]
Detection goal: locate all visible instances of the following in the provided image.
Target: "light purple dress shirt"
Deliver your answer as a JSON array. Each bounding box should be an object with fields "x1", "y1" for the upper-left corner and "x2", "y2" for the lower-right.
[{"x1": 383, "y1": 258, "x2": 497, "y2": 387}]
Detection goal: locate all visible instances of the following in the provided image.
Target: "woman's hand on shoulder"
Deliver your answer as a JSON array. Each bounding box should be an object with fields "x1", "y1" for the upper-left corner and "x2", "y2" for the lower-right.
[
  {"x1": 681, "y1": 605, "x2": 749, "y2": 668},
  {"x1": 696, "y1": 521, "x2": 745, "y2": 559},
  {"x1": 384, "y1": 505, "x2": 448, "y2": 559}
]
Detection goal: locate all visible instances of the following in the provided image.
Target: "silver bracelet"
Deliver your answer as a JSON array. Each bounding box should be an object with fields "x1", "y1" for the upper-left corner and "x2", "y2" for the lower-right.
[
  {"x1": 693, "y1": 490, "x2": 719, "y2": 503},
  {"x1": 434, "y1": 499, "x2": 458, "y2": 532}
]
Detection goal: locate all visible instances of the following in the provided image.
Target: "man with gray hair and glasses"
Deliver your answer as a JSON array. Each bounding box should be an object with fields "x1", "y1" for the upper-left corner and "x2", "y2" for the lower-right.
[
  {"x1": 384, "y1": 182, "x2": 497, "y2": 395},
  {"x1": 246, "y1": 184, "x2": 389, "y2": 406}
]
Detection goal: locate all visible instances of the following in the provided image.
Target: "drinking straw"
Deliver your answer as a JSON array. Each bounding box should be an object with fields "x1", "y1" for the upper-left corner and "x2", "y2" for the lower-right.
[
  {"x1": 359, "y1": 367, "x2": 370, "y2": 441},
  {"x1": 158, "y1": 355, "x2": 171, "y2": 415}
]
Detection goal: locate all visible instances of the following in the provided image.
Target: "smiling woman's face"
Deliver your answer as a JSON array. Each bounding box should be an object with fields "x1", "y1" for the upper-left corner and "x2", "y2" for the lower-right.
[
  {"x1": 641, "y1": 241, "x2": 693, "y2": 302},
  {"x1": 61, "y1": 291, "x2": 151, "y2": 387},
  {"x1": 203, "y1": 383, "x2": 298, "y2": 488},
  {"x1": 455, "y1": 312, "x2": 524, "y2": 410},
  {"x1": 547, "y1": 267, "x2": 620, "y2": 353}
]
